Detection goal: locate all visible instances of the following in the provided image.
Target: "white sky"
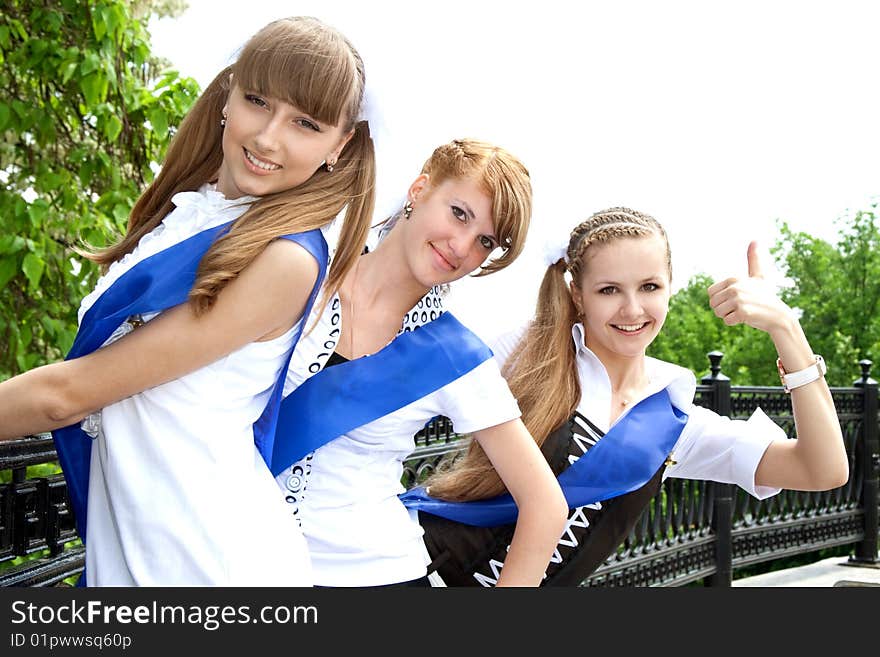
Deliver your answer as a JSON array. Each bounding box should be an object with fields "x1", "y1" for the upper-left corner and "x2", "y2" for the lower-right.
[{"x1": 149, "y1": 0, "x2": 880, "y2": 340}]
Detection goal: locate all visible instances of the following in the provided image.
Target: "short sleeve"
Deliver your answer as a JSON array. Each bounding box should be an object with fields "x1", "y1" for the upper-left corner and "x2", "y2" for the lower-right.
[
  {"x1": 665, "y1": 405, "x2": 786, "y2": 499},
  {"x1": 438, "y1": 358, "x2": 522, "y2": 434}
]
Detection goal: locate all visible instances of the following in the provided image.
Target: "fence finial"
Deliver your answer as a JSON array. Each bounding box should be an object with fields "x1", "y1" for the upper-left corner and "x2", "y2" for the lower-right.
[
  {"x1": 857, "y1": 359, "x2": 875, "y2": 386},
  {"x1": 707, "y1": 350, "x2": 725, "y2": 379}
]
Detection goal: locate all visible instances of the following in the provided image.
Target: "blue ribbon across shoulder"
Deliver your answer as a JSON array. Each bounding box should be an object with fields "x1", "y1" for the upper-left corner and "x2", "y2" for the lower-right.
[
  {"x1": 270, "y1": 311, "x2": 492, "y2": 475},
  {"x1": 399, "y1": 388, "x2": 689, "y2": 527},
  {"x1": 52, "y1": 220, "x2": 327, "y2": 547}
]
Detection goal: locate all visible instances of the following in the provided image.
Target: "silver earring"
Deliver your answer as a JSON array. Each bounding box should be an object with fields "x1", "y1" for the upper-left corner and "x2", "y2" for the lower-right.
[
  {"x1": 403, "y1": 200, "x2": 413, "y2": 220},
  {"x1": 220, "y1": 113, "x2": 227, "y2": 127},
  {"x1": 325, "y1": 161, "x2": 335, "y2": 172}
]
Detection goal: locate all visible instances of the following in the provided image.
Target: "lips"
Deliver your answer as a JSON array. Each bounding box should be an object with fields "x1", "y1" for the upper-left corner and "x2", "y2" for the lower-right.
[
  {"x1": 243, "y1": 147, "x2": 281, "y2": 173},
  {"x1": 429, "y1": 243, "x2": 456, "y2": 272},
  {"x1": 611, "y1": 322, "x2": 650, "y2": 334}
]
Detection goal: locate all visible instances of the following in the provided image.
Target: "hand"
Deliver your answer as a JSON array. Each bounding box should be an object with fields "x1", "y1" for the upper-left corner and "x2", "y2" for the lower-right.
[{"x1": 707, "y1": 241, "x2": 794, "y2": 335}]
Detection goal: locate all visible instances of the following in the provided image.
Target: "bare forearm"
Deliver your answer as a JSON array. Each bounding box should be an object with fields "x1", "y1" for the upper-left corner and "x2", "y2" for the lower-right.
[
  {"x1": 759, "y1": 317, "x2": 848, "y2": 489},
  {"x1": 496, "y1": 495, "x2": 567, "y2": 587},
  {"x1": 472, "y1": 419, "x2": 568, "y2": 586},
  {"x1": 0, "y1": 364, "x2": 83, "y2": 440}
]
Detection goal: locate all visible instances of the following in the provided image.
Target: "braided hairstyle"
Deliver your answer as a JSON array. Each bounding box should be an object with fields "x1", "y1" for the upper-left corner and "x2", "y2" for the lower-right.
[
  {"x1": 425, "y1": 207, "x2": 671, "y2": 501},
  {"x1": 566, "y1": 207, "x2": 671, "y2": 288}
]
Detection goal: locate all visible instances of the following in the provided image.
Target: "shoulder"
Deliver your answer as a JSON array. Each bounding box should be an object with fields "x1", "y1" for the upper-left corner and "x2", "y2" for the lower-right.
[
  {"x1": 646, "y1": 356, "x2": 697, "y2": 410},
  {"x1": 226, "y1": 239, "x2": 320, "y2": 332},
  {"x1": 248, "y1": 238, "x2": 320, "y2": 286},
  {"x1": 278, "y1": 229, "x2": 328, "y2": 264},
  {"x1": 439, "y1": 357, "x2": 521, "y2": 433}
]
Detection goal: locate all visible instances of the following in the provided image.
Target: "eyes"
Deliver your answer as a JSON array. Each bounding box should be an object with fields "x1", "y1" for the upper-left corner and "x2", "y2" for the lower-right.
[
  {"x1": 451, "y1": 205, "x2": 495, "y2": 251},
  {"x1": 243, "y1": 93, "x2": 321, "y2": 132},
  {"x1": 598, "y1": 282, "x2": 662, "y2": 295},
  {"x1": 244, "y1": 93, "x2": 267, "y2": 108}
]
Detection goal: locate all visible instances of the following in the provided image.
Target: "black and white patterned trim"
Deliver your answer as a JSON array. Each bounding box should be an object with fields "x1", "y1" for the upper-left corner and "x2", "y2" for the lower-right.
[
  {"x1": 283, "y1": 286, "x2": 445, "y2": 521},
  {"x1": 283, "y1": 296, "x2": 342, "y2": 521},
  {"x1": 401, "y1": 285, "x2": 445, "y2": 333},
  {"x1": 471, "y1": 411, "x2": 605, "y2": 586}
]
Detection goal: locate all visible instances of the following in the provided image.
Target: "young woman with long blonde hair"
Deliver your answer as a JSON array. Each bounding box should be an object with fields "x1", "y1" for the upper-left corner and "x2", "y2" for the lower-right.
[
  {"x1": 410, "y1": 207, "x2": 848, "y2": 586},
  {"x1": 0, "y1": 16, "x2": 376, "y2": 586}
]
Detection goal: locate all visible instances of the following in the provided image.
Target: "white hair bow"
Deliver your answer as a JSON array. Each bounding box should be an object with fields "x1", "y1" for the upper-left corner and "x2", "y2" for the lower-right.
[{"x1": 542, "y1": 232, "x2": 569, "y2": 268}]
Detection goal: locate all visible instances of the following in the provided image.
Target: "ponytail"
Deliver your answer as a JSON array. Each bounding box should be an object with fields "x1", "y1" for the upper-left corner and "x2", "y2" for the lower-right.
[
  {"x1": 84, "y1": 68, "x2": 231, "y2": 267},
  {"x1": 425, "y1": 259, "x2": 581, "y2": 501}
]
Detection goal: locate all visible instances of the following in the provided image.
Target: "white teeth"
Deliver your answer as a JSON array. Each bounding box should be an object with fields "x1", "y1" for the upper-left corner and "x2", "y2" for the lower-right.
[
  {"x1": 614, "y1": 323, "x2": 647, "y2": 332},
  {"x1": 244, "y1": 149, "x2": 280, "y2": 171}
]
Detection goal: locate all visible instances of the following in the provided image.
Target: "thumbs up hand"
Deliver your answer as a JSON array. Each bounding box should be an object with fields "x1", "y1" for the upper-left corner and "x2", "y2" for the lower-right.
[
  {"x1": 746, "y1": 240, "x2": 763, "y2": 279},
  {"x1": 707, "y1": 241, "x2": 794, "y2": 335}
]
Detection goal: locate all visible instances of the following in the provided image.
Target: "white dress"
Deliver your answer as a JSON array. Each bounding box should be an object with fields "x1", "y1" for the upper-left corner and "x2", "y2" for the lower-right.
[
  {"x1": 275, "y1": 292, "x2": 520, "y2": 586},
  {"x1": 82, "y1": 186, "x2": 313, "y2": 586}
]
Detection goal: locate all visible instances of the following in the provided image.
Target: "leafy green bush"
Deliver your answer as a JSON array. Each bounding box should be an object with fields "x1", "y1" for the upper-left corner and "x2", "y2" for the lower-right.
[{"x1": 0, "y1": 0, "x2": 199, "y2": 379}]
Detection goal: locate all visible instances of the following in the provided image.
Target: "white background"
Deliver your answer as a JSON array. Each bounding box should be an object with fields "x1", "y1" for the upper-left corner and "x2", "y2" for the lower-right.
[{"x1": 150, "y1": 0, "x2": 880, "y2": 340}]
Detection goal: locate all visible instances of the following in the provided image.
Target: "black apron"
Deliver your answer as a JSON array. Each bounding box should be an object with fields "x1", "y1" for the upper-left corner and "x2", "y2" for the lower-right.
[{"x1": 420, "y1": 411, "x2": 666, "y2": 586}]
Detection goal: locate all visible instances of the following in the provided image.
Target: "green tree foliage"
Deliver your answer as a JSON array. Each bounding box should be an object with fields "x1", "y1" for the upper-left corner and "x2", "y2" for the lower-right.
[
  {"x1": 649, "y1": 205, "x2": 879, "y2": 386},
  {"x1": 647, "y1": 274, "x2": 778, "y2": 385},
  {"x1": 0, "y1": 0, "x2": 199, "y2": 378},
  {"x1": 772, "y1": 205, "x2": 879, "y2": 385}
]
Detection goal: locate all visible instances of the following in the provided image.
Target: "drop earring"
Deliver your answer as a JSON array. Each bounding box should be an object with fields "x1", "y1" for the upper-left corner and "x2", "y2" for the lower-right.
[{"x1": 403, "y1": 200, "x2": 413, "y2": 220}]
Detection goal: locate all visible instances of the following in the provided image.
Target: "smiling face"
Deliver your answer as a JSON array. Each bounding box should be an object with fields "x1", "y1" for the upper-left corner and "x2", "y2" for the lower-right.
[
  {"x1": 400, "y1": 175, "x2": 499, "y2": 287},
  {"x1": 215, "y1": 84, "x2": 353, "y2": 199},
  {"x1": 571, "y1": 234, "x2": 672, "y2": 362}
]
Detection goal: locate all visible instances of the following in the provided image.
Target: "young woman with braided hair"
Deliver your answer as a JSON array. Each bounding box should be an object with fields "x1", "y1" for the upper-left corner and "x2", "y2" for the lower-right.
[{"x1": 407, "y1": 206, "x2": 848, "y2": 586}]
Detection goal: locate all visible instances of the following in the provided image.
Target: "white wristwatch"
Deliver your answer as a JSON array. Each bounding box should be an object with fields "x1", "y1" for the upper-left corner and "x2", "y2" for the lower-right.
[{"x1": 776, "y1": 354, "x2": 827, "y2": 393}]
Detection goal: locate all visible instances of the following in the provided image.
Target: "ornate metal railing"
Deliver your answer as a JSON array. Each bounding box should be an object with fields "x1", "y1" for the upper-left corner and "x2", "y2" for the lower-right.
[{"x1": 1, "y1": 354, "x2": 878, "y2": 586}]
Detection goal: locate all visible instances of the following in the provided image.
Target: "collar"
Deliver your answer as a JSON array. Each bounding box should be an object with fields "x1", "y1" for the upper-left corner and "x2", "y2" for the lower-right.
[
  {"x1": 170, "y1": 183, "x2": 257, "y2": 217},
  {"x1": 570, "y1": 322, "x2": 696, "y2": 428}
]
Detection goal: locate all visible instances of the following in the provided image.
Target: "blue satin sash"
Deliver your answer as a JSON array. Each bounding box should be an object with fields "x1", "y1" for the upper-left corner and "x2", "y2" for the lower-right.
[
  {"x1": 399, "y1": 388, "x2": 689, "y2": 527},
  {"x1": 52, "y1": 220, "x2": 328, "y2": 547},
  {"x1": 270, "y1": 311, "x2": 493, "y2": 476}
]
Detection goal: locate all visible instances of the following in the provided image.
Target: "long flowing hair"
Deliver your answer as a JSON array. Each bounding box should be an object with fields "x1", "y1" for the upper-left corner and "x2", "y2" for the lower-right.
[
  {"x1": 426, "y1": 207, "x2": 671, "y2": 501},
  {"x1": 84, "y1": 17, "x2": 376, "y2": 314}
]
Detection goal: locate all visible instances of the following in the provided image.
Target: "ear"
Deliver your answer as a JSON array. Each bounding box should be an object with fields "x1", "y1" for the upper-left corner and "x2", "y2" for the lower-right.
[
  {"x1": 407, "y1": 173, "x2": 430, "y2": 203},
  {"x1": 223, "y1": 73, "x2": 234, "y2": 115},
  {"x1": 568, "y1": 279, "x2": 583, "y2": 315},
  {"x1": 329, "y1": 128, "x2": 356, "y2": 162}
]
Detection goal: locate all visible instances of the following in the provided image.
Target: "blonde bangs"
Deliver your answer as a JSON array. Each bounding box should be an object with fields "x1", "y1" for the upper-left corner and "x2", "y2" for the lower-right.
[
  {"x1": 477, "y1": 155, "x2": 531, "y2": 275},
  {"x1": 232, "y1": 17, "x2": 361, "y2": 128},
  {"x1": 420, "y1": 139, "x2": 532, "y2": 276}
]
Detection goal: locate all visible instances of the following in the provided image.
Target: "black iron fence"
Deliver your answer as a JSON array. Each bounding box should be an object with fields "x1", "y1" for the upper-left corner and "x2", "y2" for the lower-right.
[{"x1": 2, "y1": 353, "x2": 878, "y2": 586}]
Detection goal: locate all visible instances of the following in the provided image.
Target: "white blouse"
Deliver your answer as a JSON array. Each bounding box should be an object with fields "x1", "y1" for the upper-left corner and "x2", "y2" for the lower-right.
[
  {"x1": 82, "y1": 185, "x2": 314, "y2": 586},
  {"x1": 276, "y1": 291, "x2": 521, "y2": 586},
  {"x1": 491, "y1": 323, "x2": 784, "y2": 499}
]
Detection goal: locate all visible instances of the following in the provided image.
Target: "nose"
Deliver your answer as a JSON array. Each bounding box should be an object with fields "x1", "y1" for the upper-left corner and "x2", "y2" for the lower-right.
[
  {"x1": 619, "y1": 292, "x2": 643, "y2": 319},
  {"x1": 253, "y1": 115, "x2": 285, "y2": 153},
  {"x1": 447, "y1": 229, "x2": 475, "y2": 265}
]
